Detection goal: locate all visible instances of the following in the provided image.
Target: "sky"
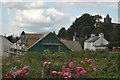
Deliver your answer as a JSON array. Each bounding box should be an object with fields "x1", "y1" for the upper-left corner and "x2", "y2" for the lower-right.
[{"x1": 0, "y1": 0, "x2": 120, "y2": 36}]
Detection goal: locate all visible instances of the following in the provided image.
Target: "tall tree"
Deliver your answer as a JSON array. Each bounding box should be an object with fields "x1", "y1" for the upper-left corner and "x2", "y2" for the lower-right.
[{"x1": 66, "y1": 13, "x2": 96, "y2": 39}]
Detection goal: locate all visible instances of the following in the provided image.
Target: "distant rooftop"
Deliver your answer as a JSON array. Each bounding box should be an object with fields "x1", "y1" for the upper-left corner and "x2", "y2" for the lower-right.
[{"x1": 86, "y1": 36, "x2": 100, "y2": 42}]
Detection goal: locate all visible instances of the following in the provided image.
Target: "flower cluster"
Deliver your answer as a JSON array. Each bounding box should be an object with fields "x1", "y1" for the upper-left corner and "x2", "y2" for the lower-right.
[
  {"x1": 52, "y1": 62, "x2": 87, "y2": 80},
  {"x1": 6, "y1": 66, "x2": 29, "y2": 79},
  {"x1": 52, "y1": 59, "x2": 97, "y2": 80},
  {"x1": 52, "y1": 65, "x2": 72, "y2": 80},
  {"x1": 43, "y1": 61, "x2": 51, "y2": 67}
]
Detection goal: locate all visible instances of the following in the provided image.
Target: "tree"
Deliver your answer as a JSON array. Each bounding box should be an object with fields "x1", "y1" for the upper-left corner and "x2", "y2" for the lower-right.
[
  {"x1": 58, "y1": 27, "x2": 66, "y2": 39},
  {"x1": 66, "y1": 13, "x2": 96, "y2": 39},
  {"x1": 81, "y1": 26, "x2": 92, "y2": 36}
]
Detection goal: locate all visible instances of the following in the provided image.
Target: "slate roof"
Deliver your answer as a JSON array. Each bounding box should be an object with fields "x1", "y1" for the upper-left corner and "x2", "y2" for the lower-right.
[
  {"x1": 86, "y1": 36, "x2": 100, "y2": 42},
  {"x1": 61, "y1": 41, "x2": 82, "y2": 52}
]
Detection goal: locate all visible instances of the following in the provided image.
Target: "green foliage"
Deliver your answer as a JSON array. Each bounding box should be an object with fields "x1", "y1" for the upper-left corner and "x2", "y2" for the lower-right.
[
  {"x1": 2, "y1": 51, "x2": 119, "y2": 79},
  {"x1": 58, "y1": 13, "x2": 120, "y2": 43},
  {"x1": 107, "y1": 42, "x2": 120, "y2": 50},
  {"x1": 43, "y1": 49, "x2": 52, "y2": 54},
  {"x1": 58, "y1": 27, "x2": 67, "y2": 39}
]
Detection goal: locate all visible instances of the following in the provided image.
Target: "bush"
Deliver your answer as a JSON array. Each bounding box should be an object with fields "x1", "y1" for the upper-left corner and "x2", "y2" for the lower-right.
[{"x1": 107, "y1": 41, "x2": 120, "y2": 50}]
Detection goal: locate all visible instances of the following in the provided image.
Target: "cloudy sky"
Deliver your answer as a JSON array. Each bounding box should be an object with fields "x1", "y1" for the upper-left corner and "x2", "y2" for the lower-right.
[{"x1": 0, "y1": 0, "x2": 120, "y2": 36}]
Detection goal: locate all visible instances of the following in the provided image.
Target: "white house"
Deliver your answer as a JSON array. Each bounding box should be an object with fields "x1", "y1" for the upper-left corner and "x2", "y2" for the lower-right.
[
  {"x1": 0, "y1": 35, "x2": 13, "y2": 56},
  {"x1": 84, "y1": 33, "x2": 109, "y2": 51}
]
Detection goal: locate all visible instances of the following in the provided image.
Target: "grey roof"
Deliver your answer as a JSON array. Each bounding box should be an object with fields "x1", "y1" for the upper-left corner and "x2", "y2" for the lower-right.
[
  {"x1": 61, "y1": 41, "x2": 82, "y2": 52},
  {"x1": 86, "y1": 36, "x2": 99, "y2": 42}
]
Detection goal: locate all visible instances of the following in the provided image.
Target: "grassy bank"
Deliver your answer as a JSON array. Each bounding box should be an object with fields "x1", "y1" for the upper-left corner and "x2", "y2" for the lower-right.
[{"x1": 2, "y1": 51, "x2": 119, "y2": 79}]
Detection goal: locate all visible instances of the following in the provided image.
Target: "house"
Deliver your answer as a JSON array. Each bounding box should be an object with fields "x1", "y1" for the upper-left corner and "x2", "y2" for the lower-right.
[
  {"x1": 11, "y1": 31, "x2": 82, "y2": 53},
  {"x1": 0, "y1": 35, "x2": 13, "y2": 56},
  {"x1": 84, "y1": 33, "x2": 109, "y2": 51}
]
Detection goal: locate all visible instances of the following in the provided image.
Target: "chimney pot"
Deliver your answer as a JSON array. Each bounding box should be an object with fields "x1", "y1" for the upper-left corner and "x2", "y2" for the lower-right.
[{"x1": 91, "y1": 34, "x2": 95, "y2": 37}]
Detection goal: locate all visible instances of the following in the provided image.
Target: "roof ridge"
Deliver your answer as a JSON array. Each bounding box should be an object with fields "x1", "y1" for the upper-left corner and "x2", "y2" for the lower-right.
[{"x1": 26, "y1": 32, "x2": 50, "y2": 34}]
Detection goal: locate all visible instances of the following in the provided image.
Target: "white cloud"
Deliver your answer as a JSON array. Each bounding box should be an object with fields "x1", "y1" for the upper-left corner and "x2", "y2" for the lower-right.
[
  {"x1": 1, "y1": 0, "x2": 23, "y2": 2},
  {"x1": 44, "y1": 0, "x2": 120, "y2": 2},
  {"x1": 46, "y1": 8, "x2": 65, "y2": 17},
  {"x1": 10, "y1": 8, "x2": 71, "y2": 28},
  {"x1": 55, "y1": 2, "x2": 118, "y2": 9},
  {"x1": 25, "y1": 0, "x2": 45, "y2": 9},
  {"x1": 41, "y1": 27, "x2": 52, "y2": 31},
  {"x1": 16, "y1": 9, "x2": 51, "y2": 23},
  {"x1": 1, "y1": 0, "x2": 119, "y2": 3},
  {"x1": 7, "y1": 1, "x2": 73, "y2": 33}
]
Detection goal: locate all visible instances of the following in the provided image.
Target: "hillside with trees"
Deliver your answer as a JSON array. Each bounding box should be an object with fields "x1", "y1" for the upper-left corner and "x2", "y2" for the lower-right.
[{"x1": 57, "y1": 13, "x2": 120, "y2": 48}]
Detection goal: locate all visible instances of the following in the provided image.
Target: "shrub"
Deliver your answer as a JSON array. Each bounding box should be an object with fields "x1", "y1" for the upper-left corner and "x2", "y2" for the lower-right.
[{"x1": 107, "y1": 41, "x2": 120, "y2": 51}]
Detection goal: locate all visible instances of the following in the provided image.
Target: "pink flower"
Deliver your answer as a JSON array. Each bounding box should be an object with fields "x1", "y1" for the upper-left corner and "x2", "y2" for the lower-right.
[
  {"x1": 80, "y1": 61, "x2": 85, "y2": 64},
  {"x1": 43, "y1": 62, "x2": 48, "y2": 67},
  {"x1": 62, "y1": 65, "x2": 66, "y2": 72},
  {"x1": 86, "y1": 59, "x2": 93, "y2": 64},
  {"x1": 65, "y1": 68, "x2": 71, "y2": 73},
  {"x1": 6, "y1": 71, "x2": 14, "y2": 79},
  {"x1": 6, "y1": 75, "x2": 12, "y2": 79},
  {"x1": 58, "y1": 72, "x2": 64, "y2": 76},
  {"x1": 93, "y1": 67, "x2": 97, "y2": 72},
  {"x1": 57, "y1": 72, "x2": 62, "y2": 75},
  {"x1": 22, "y1": 66, "x2": 29, "y2": 70},
  {"x1": 75, "y1": 67, "x2": 84, "y2": 72},
  {"x1": 69, "y1": 62, "x2": 74, "y2": 68},
  {"x1": 52, "y1": 71, "x2": 57, "y2": 74},
  {"x1": 6, "y1": 66, "x2": 29, "y2": 78},
  {"x1": 13, "y1": 70, "x2": 23, "y2": 77},
  {"x1": 75, "y1": 73, "x2": 80, "y2": 78},
  {"x1": 47, "y1": 62, "x2": 51, "y2": 66},
  {"x1": 63, "y1": 72, "x2": 69, "y2": 76},
  {"x1": 80, "y1": 70, "x2": 87, "y2": 75},
  {"x1": 63, "y1": 72, "x2": 72, "y2": 80},
  {"x1": 43, "y1": 62, "x2": 51, "y2": 67},
  {"x1": 63, "y1": 72, "x2": 71, "y2": 77}
]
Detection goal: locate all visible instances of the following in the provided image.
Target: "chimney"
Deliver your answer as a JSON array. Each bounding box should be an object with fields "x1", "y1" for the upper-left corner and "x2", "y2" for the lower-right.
[
  {"x1": 91, "y1": 34, "x2": 95, "y2": 37},
  {"x1": 99, "y1": 33, "x2": 104, "y2": 46},
  {"x1": 73, "y1": 36, "x2": 75, "y2": 41},
  {"x1": 73, "y1": 32, "x2": 76, "y2": 41},
  {"x1": 99, "y1": 33, "x2": 104, "y2": 38}
]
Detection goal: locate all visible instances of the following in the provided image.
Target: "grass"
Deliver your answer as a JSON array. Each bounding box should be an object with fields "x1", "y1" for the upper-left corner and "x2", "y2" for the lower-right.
[{"x1": 2, "y1": 51, "x2": 119, "y2": 79}]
